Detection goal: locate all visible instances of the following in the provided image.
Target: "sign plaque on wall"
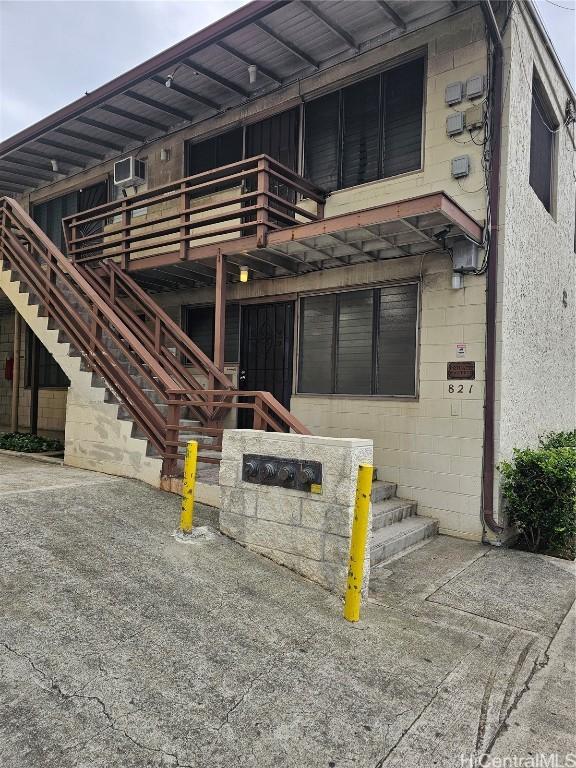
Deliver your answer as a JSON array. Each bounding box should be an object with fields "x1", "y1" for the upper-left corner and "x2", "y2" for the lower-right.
[{"x1": 447, "y1": 361, "x2": 476, "y2": 380}]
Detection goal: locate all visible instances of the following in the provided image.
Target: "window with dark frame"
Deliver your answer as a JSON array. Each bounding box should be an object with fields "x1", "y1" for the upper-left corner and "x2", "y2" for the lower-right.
[
  {"x1": 304, "y1": 57, "x2": 425, "y2": 192},
  {"x1": 182, "y1": 304, "x2": 240, "y2": 363},
  {"x1": 529, "y1": 72, "x2": 557, "y2": 213},
  {"x1": 184, "y1": 57, "x2": 424, "y2": 195},
  {"x1": 25, "y1": 328, "x2": 70, "y2": 389},
  {"x1": 298, "y1": 283, "x2": 419, "y2": 397}
]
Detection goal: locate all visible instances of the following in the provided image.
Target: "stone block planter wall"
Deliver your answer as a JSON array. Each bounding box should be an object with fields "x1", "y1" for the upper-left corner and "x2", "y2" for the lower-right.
[{"x1": 219, "y1": 430, "x2": 373, "y2": 596}]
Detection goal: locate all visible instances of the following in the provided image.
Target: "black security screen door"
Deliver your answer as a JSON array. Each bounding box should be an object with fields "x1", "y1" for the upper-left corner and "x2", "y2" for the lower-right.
[{"x1": 238, "y1": 301, "x2": 295, "y2": 428}]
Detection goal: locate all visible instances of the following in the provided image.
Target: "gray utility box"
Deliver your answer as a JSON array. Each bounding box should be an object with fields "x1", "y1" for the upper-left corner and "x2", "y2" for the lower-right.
[
  {"x1": 446, "y1": 111, "x2": 465, "y2": 136},
  {"x1": 242, "y1": 454, "x2": 323, "y2": 492}
]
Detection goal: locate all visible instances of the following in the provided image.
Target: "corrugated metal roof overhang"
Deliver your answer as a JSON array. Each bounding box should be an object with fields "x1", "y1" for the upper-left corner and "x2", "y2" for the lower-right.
[{"x1": 0, "y1": 0, "x2": 475, "y2": 197}]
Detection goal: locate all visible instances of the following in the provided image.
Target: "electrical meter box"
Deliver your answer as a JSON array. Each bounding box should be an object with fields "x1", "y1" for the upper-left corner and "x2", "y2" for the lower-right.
[
  {"x1": 446, "y1": 112, "x2": 465, "y2": 136},
  {"x1": 451, "y1": 155, "x2": 470, "y2": 178},
  {"x1": 445, "y1": 82, "x2": 463, "y2": 105}
]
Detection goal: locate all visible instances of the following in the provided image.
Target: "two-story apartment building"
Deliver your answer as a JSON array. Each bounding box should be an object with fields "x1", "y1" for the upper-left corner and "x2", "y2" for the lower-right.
[{"x1": 0, "y1": 0, "x2": 574, "y2": 545}]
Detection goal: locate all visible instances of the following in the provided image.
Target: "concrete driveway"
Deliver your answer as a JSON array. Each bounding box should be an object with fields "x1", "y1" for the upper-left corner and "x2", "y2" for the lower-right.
[{"x1": 1, "y1": 454, "x2": 574, "y2": 768}]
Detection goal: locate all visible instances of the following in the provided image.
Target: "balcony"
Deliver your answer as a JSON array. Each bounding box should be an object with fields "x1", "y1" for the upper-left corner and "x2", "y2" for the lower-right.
[
  {"x1": 63, "y1": 155, "x2": 326, "y2": 273},
  {"x1": 63, "y1": 157, "x2": 483, "y2": 292}
]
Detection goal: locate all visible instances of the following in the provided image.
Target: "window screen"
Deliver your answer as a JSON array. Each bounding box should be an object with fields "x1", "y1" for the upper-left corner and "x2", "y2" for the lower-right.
[
  {"x1": 25, "y1": 328, "x2": 70, "y2": 389},
  {"x1": 298, "y1": 284, "x2": 418, "y2": 396},
  {"x1": 377, "y1": 284, "x2": 418, "y2": 396},
  {"x1": 185, "y1": 128, "x2": 243, "y2": 177},
  {"x1": 382, "y1": 58, "x2": 424, "y2": 177},
  {"x1": 529, "y1": 75, "x2": 556, "y2": 213},
  {"x1": 298, "y1": 293, "x2": 336, "y2": 394},
  {"x1": 182, "y1": 304, "x2": 240, "y2": 362},
  {"x1": 304, "y1": 92, "x2": 341, "y2": 192},
  {"x1": 304, "y1": 56, "x2": 425, "y2": 191},
  {"x1": 341, "y1": 76, "x2": 381, "y2": 189}
]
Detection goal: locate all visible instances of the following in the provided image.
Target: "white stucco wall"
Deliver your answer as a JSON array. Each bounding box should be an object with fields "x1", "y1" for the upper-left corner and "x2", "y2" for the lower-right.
[{"x1": 496, "y1": 4, "x2": 576, "y2": 466}]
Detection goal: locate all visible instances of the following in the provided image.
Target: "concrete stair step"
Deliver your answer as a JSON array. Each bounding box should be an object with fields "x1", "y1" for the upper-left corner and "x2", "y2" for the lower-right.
[
  {"x1": 371, "y1": 480, "x2": 397, "y2": 503},
  {"x1": 372, "y1": 497, "x2": 416, "y2": 531},
  {"x1": 370, "y1": 516, "x2": 438, "y2": 566}
]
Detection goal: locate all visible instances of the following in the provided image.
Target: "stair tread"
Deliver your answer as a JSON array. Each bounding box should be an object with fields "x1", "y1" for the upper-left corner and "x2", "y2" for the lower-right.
[
  {"x1": 372, "y1": 497, "x2": 416, "y2": 514},
  {"x1": 371, "y1": 516, "x2": 436, "y2": 546}
]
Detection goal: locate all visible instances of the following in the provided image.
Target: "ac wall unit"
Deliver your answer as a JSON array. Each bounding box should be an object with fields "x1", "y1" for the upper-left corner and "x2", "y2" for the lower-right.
[{"x1": 113, "y1": 157, "x2": 146, "y2": 188}]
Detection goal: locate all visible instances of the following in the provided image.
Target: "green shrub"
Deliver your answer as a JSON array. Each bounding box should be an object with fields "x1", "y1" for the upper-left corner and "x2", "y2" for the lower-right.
[
  {"x1": 499, "y1": 446, "x2": 576, "y2": 559},
  {"x1": 539, "y1": 429, "x2": 576, "y2": 450},
  {"x1": 0, "y1": 432, "x2": 63, "y2": 453}
]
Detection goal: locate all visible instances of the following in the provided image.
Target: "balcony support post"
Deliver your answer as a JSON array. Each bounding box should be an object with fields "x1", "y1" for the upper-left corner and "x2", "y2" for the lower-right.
[
  {"x1": 213, "y1": 251, "x2": 227, "y2": 375},
  {"x1": 256, "y1": 157, "x2": 269, "y2": 248}
]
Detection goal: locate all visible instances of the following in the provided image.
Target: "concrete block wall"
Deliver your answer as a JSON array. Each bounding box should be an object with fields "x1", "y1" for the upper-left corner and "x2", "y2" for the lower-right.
[
  {"x1": 0, "y1": 308, "x2": 67, "y2": 437},
  {"x1": 219, "y1": 430, "x2": 373, "y2": 596}
]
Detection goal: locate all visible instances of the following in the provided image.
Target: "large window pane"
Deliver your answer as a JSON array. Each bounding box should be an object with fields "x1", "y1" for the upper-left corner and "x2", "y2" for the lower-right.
[
  {"x1": 304, "y1": 92, "x2": 341, "y2": 192},
  {"x1": 382, "y1": 59, "x2": 424, "y2": 178},
  {"x1": 377, "y1": 284, "x2": 418, "y2": 396},
  {"x1": 529, "y1": 76, "x2": 555, "y2": 212},
  {"x1": 298, "y1": 294, "x2": 335, "y2": 393},
  {"x1": 335, "y1": 290, "x2": 373, "y2": 395},
  {"x1": 341, "y1": 76, "x2": 381, "y2": 189}
]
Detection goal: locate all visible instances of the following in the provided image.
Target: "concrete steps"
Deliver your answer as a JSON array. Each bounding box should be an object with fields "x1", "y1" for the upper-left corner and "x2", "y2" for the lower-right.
[{"x1": 370, "y1": 479, "x2": 437, "y2": 566}]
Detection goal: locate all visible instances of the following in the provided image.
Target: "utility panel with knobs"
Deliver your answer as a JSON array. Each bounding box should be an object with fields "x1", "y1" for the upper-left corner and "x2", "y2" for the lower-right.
[{"x1": 242, "y1": 454, "x2": 323, "y2": 492}]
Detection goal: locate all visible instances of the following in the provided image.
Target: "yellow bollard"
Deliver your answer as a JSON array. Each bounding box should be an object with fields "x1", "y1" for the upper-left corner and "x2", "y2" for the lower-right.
[
  {"x1": 179, "y1": 440, "x2": 198, "y2": 533},
  {"x1": 343, "y1": 463, "x2": 373, "y2": 622}
]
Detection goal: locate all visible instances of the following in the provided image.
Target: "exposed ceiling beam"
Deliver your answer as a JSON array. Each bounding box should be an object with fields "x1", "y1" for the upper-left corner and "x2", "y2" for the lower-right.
[
  {"x1": 99, "y1": 104, "x2": 169, "y2": 132},
  {"x1": 216, "y1": 41, "x2": 283, "y2": 85},
  {"x1": 18, "y1": 147, "x2": 86, "y2": 169},
  {"x1": 2, "y1": 155, "x2": 61, "y2": 174},
  {"x1": 245, "y1": 248, "x2": 300, "y2": 274},
  {"x1": 226, "y1": 252, "x2": 276, "y2": 277},
  {"x1": 253, "y1": 20, "x2": 319, "y2": 69},
  {"x1": 54, "y1": 127, "x2": 123, "y2": 152},
  {"x1": 0, "y1": 178, "x2": 29, "y2": 191},
  {"x1": 376, "y1": 1, "x2": 406, "y2": 31},
  {"x1": 150, "y1": 75, "x2": 221, "y2": 112},
  {"x1": 300, "y1": 1, "x2": 359, "y2": 52},
  {"x1": 400, "y1": 218, "x2": 441, "y2": 247},
  {"x1": 0, "y1": 165, "x2": 53, "y2": 182},
  {"x1": 36, "y1": 137, "x2": 104, "y2": 161},
  {"x1": 182, "y1": 59, "x2": 249, "y2": 98},
  {"x1": 124, "y1": 91, "x2": 195, "y2": 123},
  {"x1": 75, "y1": 116, "x2": 146, "y2": 143}
]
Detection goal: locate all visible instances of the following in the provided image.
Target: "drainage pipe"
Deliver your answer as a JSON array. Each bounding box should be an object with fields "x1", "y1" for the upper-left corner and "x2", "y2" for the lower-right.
[{"x1": 480, "y1": 0, "x2": 505, "y2": 535}]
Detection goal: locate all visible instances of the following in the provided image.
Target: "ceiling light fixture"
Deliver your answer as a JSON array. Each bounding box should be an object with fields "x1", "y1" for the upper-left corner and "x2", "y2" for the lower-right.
[
  {"x1": 239, "y1": 266, "x2": 249, "y2": 283},
  {"x1": 165, "y1": 74, "x2": 174, "y2": 88},
  {"x1": 248, "y1": 64, "x2": 258, "y2": 85},
  {"x1": 50, "y1": 159, "x2": 59, "y2": 172}
]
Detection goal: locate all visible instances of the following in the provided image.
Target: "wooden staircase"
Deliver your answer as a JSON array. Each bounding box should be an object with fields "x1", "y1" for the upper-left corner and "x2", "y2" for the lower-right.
[{"x1": 0, "y1": 196, "x2": 309, "y2": 479}]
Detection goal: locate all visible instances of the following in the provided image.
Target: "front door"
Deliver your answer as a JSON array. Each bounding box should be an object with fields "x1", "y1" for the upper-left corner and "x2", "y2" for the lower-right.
[{"x1": 238, "y1": 301, "x2": 295, "y2": 428}]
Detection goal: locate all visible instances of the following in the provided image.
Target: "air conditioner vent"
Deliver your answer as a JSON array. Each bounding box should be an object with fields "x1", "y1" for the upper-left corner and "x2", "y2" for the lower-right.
[{"x1": 114, "y1": 157, "x2": 146, "y2": 188}]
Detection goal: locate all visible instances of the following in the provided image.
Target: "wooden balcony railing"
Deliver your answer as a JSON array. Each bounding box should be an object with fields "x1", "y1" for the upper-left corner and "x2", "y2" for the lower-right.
[{"x1": 62, "y1": 155, "x2": 326, "y2": 267}]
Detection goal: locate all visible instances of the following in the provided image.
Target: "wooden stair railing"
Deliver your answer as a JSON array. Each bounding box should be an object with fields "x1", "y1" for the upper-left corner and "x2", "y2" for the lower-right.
[{"x1": 0, "y1": 196, "x2": 310, "y2": 477}]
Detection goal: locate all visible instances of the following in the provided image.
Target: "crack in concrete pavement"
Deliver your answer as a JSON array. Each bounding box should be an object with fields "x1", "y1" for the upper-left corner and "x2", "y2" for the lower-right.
[
  {"x1": 371, "y1": 639, "x2": 485, "y2": 767},
  {"x1": 1, "y1": 641, "x2": 195, "y2": 767}
]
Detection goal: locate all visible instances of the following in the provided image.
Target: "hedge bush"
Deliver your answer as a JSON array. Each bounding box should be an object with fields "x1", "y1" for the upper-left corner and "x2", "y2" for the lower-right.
[
  {"x1": 539, "y1": 429, "x2": 576, "y2": 450},
  {"x1": 499, "y1": 441, "x2": 576, "y2": 559},
  {"x1": 0, "y1": 432, "x2": 63, "y2": 453}
]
